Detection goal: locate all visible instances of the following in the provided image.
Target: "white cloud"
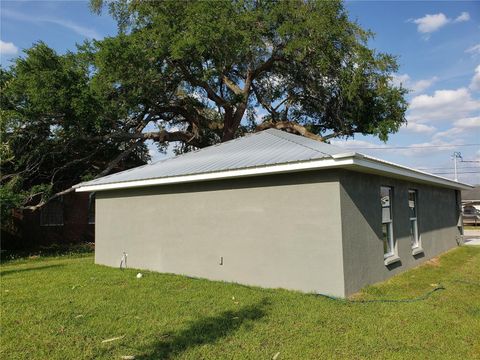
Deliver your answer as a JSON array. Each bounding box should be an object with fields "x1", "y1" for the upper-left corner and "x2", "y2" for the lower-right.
[
  {"x1": 432, "y1": 117, "x2": 479, "y2": 142},
  {"x1": 413, "y1": 13, "x2": 450, "y2": 34},
  {"x1": 403, "y1": 122, "x2": 436, "y2": 134},
  {"x1": 330, "y1": 137, "x2": 457, "y2": 158},
  {"x1": 454, "y1": 12, "x2": 470, "y2": 23},
  {"x1": 46, "y1": 18, "x2": 99, "y2": 39},
  {"x1": 392, "y1": 74, "x2": 410, "y2": 86},
  {"x1": 411, "y1": 78, "x2": 438, "y2": 93},
  {"x1": 401, "y1": 140, "x2": 462, "y2": 158},
  {"x1": 411, "y1": 12, "x2": 470, "y2": 37},
  {"x1": 470, "y1": 65, "x2": 480, "y2": 91},
  {"x1": 2, "y1": 9, "x2": 100, "y2": 39},
  {"x1": 453, "y1": 116, "x2": 480, "y2": 129},
  {"x1": 408, "y1": 88, "x2": 480, "y2": 123},
  {"x1": 433, "y1": 127, "x2": 468, "y2": 141},
  {"x1": 466, "y1": 44, "x2": 480, "y2": 56},
  {"x1": 391, "y1": 73, "x2": 437, "y2": 93},
  {"x1": 0, "y1": 40, "x2": 18, "y2": 55}
]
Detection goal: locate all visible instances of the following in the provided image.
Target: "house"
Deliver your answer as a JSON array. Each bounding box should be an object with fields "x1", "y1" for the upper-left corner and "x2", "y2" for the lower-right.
[
  {"x1": 3, "y1": 192, "x2": 95, "y2": 251},
  {"x1": 462, "y1": 186, "x2": 480, "y2": 226},
  {"x1": 75, "y1": 129, "x2": 471, "y2": 297}
]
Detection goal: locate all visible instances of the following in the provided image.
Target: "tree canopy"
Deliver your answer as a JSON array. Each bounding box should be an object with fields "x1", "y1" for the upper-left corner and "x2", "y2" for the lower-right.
[
  {"x1": 0, "y1": 43, "x2": 147, "y2": 217},
  {"x1": 1, "y1": 0, "x2": 407, "y2": 222}
]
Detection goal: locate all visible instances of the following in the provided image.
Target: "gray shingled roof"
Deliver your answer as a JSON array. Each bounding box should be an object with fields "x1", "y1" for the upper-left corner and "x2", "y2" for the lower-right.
[{"x1": 79, "y1": 129, "x2": 346, "y2": 187}]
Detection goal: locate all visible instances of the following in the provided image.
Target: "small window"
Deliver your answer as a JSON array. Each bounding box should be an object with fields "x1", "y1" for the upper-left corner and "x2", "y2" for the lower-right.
[
  {"x1": 381, "y1": 186, "x2": 394, "y2": 258},
  {"x1": 88, "y1": 193, "x2": 95, "y2": 225},
  {"x1": 409, "y1": 190, "x2": 420, "y2": 249},
  {"x1": 40, "y1": 197, "x2": 64, "y2": 226}
]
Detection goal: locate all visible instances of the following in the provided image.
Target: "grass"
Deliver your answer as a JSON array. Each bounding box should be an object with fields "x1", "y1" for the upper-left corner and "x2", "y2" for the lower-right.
[
  {"x1": 1, "y1": 247, "x2": 479, "y2": 359},
  {"x1": 464, "y1": 225, "x2": 480, "y2": 231}
]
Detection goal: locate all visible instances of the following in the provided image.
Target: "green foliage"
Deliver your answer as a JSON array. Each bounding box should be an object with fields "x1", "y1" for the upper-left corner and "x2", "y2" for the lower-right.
[
  {"x1": 1, "y1": 0, "x2": 408, "y2": 224},
  {"x1": 0, "y1": 183, "x2": 22, "y2": 224},
  {"x1": 0, "y1": 42, "x2": 147, "y2": 220},
  {"x1": 1, "y1": 247, "x2": 479, "y2": 359},
  {"x1": 90, "y1": 0, "x2": 407, "y2": 142}
]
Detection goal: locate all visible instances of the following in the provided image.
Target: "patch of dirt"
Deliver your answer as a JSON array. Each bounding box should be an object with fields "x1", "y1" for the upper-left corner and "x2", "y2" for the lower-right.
[
  {"x1": 425, "y1": 257, "x2": 441, "y2": 267},
  {"x1": 347, "y1": 292, "x2": 364, "y2": 301}
]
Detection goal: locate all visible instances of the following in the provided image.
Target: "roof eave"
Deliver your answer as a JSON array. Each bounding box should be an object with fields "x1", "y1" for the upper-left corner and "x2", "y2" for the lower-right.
[
  {"x1": 75, "y1": 152, "x2": 472, "y2": 193},
  {"x1": 74, "y1": 157, "x2": 355, "y2": 192},
  {"x1": 349, "y1": 154, "x2": 472, "y2": 190}
]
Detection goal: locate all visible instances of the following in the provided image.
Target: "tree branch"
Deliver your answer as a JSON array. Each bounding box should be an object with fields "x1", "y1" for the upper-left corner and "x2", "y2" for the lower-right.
[
  {"x1": 84, "y1": 129, "x2": 199, "y2": 144},
  {"x1": 96, "y1": 140, "x2": 142, "y2": 178},
  {"x1": 322, "y1": 130, "x2": 353, "y2": 141},
  {"x1": 221, "y1": 74, "x2": 243, "y2": 95},
  {"x1": 22, "y1": 186, "x2": 76, "y2": 212},
  {"x1": 251, "y1": 83, "x2": 278, "y2": 120},
  {"x1": 22, "y1": 128, "x2": 200, "y2": 211},
  {"x1": 252, "y1": 54, "x2": 285, "y2": 78},
  {"x1": 175, "y1": 61, "x2": 229, "y2": 108},
  {"x1": 256, "y1": 121, "x2": 325, "y2": 142}
]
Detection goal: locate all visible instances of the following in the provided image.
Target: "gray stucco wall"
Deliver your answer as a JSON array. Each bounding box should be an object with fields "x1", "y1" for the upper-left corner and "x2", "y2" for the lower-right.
[
  {"x1": 339, "y1": 170, "x2": 462, "y2": 296},
  {"x1": 95, "y1": 171, "x2": 347, "y2": 296}
]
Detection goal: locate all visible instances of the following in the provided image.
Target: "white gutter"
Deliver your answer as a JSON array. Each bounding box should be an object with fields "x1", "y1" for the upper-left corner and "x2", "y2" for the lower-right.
[
  {"x1": 75, "y1": 157, "x2": 356, "y2": 192},
  {"x1": 75, "y1": 153, "x2": 472, "y2": 192},
  {"x1": 349, "y1": 154, "x2": 472, "y2": 190}
]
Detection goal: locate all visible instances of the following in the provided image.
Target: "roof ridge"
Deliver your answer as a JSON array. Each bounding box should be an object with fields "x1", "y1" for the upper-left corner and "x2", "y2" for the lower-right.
[{"x1": 264, "y1": 129, "x2": 334, "y2": 157}]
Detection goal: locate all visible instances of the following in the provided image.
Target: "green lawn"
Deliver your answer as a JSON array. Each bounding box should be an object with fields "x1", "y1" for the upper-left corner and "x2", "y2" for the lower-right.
[
  {"x1": 464, "y1": 225, "x2": 480, "y2": 231},
  {"x1": 1, "y1": 247, "x2": 479, "y2": 360}
]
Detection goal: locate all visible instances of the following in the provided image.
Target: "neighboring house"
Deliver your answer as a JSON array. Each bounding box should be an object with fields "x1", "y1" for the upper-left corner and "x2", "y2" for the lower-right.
[
  {"x1": 75, "y1": 129, "x2": 470, "y2": 297},
  {"x1": 5, "y1": 192, "x2": 95, "y2": 250},
  {"x1": 462, "y1": 186, "x2": 480, "y2": 226}
]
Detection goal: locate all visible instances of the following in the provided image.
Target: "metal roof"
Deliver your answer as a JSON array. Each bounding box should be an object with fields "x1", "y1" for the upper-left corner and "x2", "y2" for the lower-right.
[
  {"x1": 77, "y1": 129, "x2": 346, "y2": 187},
  {"x1": 75, "y1": 128, "x2": 472, "y2": 192}
]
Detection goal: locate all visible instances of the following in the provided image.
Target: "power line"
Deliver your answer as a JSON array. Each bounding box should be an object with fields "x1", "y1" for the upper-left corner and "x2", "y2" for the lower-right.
[
  {"x1": 418, "y1": 166, "x2": 479, "y2": 171},
  {"x1": 344, "y1": 143, "x2": 480, "y2": 150},
  {"x1": 431, "y1": 171, "x2": 480, "y2": 175}
]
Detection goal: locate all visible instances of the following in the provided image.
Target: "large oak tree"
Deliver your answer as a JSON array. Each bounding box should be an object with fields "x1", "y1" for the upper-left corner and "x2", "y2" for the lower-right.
[{"x1": 1, "y1": 0, "x2": 407, "y2": 222}]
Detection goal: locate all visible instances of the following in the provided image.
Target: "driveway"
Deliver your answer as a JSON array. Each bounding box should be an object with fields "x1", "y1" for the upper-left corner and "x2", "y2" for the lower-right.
[{"x1": 464, "y1": 229, "x2": 480, "y2": 246}]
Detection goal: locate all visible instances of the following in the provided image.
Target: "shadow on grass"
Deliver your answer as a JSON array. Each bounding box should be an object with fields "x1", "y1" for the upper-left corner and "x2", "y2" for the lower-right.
[
  {"x1": 137, "y1": 298, "x2": 270, "y2": 359},
  {"x1": 0, "y1": 264, "x2": 65, "y2": 277}
]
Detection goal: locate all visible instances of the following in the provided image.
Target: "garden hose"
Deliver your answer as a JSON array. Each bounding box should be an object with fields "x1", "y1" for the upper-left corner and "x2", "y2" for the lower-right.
[{"x1": 316, "y1": 279, "x2": 479, "y2": 304}]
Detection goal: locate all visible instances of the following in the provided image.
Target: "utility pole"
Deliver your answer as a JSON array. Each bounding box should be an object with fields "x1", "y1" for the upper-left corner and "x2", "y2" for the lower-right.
[{"x1": 452, "y1": 152, "x2": 462, "y2": 181}]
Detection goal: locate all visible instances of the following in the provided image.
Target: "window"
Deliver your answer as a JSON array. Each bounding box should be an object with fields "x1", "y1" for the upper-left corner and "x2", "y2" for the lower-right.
[
  {"x1": 381, "y1": 186, "x2": 394, "y2": 258},
  {"x1": 40, "y1": 197, "x2": 64, "y2": 226},
  {"x1": 88, "y1": 193, "x2": 95, "y2": 225},
  {"x1": 409, "y1": 190, "x2": 420, "y2": 249}
]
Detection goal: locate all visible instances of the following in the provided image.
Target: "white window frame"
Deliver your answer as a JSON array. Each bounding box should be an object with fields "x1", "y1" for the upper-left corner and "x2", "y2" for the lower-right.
[
  {"x1": 381, "y1": 186, "x2": 395, "y2": 259},
  {"x1": 409, "y1": 189, "x2": 420, "y2": 249}
]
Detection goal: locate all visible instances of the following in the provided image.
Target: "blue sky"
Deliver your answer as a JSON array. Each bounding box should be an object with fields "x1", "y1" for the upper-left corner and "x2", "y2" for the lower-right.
[{"x1": 1, "y1": 0, "x2": 479, "y2": 184}]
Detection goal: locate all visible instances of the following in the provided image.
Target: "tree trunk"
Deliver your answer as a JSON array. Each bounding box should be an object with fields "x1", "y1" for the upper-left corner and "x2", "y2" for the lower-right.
[
  {"x1": 222, "y1": 103, "x2": 248, "y2": 142},
  {"x1": 222, "y1": 108, "x2": 236, "y2": 142}
]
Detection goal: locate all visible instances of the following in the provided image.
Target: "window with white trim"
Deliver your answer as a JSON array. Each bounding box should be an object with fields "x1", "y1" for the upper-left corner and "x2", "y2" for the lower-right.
[
  {"x1": 381, "y1": 186, "x2": 394, "y2": 257},
  {"x1": 409, "y1": 189, "x2": 420, "y2": 249},
  {"x1": 40, "y1": 197, "x2": 64, "y2": 226}
]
